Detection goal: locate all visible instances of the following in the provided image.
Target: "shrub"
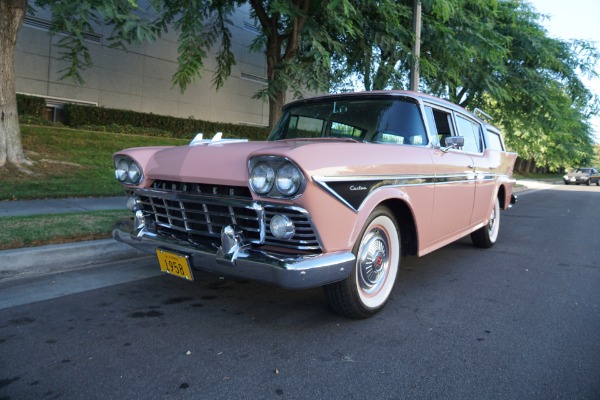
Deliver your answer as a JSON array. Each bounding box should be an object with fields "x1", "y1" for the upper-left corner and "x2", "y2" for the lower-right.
[
  {"x1": 64, "y1": 104, "x2": 270, "y2": 141},
  {"x1": 17, "y1": 94, "x2": 46, "y2": 118}
]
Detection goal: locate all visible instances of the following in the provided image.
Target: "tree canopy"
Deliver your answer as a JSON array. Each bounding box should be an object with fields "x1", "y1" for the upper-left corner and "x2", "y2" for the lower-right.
[
  {"x1": 332, "y1": 0, "x2": 599, "y2": 170},
  {"x1": 1, "y1": 0, "x2": 598, "y2": 171}
]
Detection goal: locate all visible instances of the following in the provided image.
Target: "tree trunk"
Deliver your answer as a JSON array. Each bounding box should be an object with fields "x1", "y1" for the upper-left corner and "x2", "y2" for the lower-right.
[
  {"x1": 0, "y1": 0, "x2": 28, "y2": 168},
  {"x1": 268, "y1": 91, "x2": 285, "y2": 132},
  {"x1": 525, "y1": 159, "x2": 534, "y2": 173},
  {"x1": 514, "y1": 157, "x2": 522, "y2": 173},
  {"x1": 265, "y1": 29, "x2": 285, "y2": 131}
]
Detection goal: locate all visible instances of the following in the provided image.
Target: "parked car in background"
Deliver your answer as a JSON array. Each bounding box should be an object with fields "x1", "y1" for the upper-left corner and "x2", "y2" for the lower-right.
[
  {"x1": 563, "y1": 168, "x2": 600, "y2": 186},
  {"x1": 112, "y1": 90, "x2": 517, "y2": 318}
]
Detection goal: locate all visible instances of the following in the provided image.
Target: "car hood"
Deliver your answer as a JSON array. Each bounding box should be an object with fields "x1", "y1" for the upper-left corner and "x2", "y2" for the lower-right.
[{"x1": 144, "y1": 139, "x2": 369, "y2": 186}]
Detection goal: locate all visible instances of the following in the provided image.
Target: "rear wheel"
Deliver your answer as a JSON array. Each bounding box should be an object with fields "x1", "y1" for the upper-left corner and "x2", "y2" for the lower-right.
[
  {"x1": 471, "y1": 197, "x2": 500, "y2": 248},
  {"x1": 323, "y1": 206, "x2": 400, "y2": 319}
]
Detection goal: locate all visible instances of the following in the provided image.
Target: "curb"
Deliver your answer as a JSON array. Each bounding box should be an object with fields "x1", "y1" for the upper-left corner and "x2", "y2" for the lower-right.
[{"x1": 0, "y1": 239, "x2": 148, "y2": 281}]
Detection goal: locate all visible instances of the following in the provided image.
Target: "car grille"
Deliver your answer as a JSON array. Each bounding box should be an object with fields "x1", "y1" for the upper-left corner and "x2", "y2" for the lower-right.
[
  {"x1": 135, "y1": 181, "x2": 321, "y2": 253},
  {"x1": 152, "y1": 180, "x2": 253, "y2": 198}
]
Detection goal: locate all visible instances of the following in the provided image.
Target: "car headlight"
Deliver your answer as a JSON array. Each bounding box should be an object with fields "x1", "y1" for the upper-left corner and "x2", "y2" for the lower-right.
[
  {"x1": 116, "y1": 159, "x2": 129, "y2": 182},
  {"x1": 248, "y1": 156, "x2": 305, "y2": 198},
  {"x1": 114, "y1": 156, "x2": 143, "y2": 185},
  {"x1": 128, "y1": 162, "x2": 142, "y2": 184},
  {"x1": 249, "y1": 161, "x2": 275, "y2": 194},
  {"x1": 276, "y1": 162, "x2": 302, "y2": 196}
]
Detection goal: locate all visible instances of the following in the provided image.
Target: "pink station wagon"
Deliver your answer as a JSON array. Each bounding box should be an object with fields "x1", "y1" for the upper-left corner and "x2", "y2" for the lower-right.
[{"x1": 113, "y1": 91, "x2": 517, "y2": 318}]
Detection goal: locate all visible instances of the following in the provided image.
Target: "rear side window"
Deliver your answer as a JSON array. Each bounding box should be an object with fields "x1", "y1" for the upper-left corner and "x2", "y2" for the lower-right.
[{"x1": 484, "y1": 129, "x2": 504, "y2": 151}]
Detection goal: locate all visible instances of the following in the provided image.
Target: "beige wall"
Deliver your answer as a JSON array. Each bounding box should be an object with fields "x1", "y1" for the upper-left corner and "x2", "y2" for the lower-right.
[{"x1": 15, "y1": 4, "x2": 270, "y2": 127}]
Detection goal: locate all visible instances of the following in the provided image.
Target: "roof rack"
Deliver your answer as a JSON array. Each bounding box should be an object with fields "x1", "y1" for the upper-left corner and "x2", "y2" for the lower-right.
[{"x1": 474, "y1": 108, "x2": 493, "y2": 122}]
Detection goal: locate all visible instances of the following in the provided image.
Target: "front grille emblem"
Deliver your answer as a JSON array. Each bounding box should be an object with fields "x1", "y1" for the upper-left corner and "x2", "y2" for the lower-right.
[{"x1": 220, "y1": 225, "x2": 244, "y2": 255}]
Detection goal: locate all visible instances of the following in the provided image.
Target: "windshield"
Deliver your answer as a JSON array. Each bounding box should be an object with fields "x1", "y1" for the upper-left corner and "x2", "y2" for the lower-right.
[
  {"x1": 576, "y1": 168, "x2": 592, "y2": 173},
  {"x1": 268, "y1": 98, "x2": 428, "y2": 145}
]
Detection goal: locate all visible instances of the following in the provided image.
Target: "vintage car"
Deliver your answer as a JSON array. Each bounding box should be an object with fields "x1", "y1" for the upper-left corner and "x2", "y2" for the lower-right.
[
  {"x1": 112, "y1": 90, "x2": 517, "y2": 318},
  {"x1": 563, "y1": 167, "x2": 600, "y2": 186}
]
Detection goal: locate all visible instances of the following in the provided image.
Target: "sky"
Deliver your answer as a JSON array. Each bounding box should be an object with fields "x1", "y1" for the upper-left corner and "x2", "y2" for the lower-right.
[{"x1": 525, "y1": 0, "x2": 600, "y2": 143}]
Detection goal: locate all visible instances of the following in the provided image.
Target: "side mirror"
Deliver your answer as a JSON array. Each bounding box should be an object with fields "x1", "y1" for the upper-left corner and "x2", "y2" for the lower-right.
[{"x1": 442, "y1": 136, "x2": 464, "y2": 152}]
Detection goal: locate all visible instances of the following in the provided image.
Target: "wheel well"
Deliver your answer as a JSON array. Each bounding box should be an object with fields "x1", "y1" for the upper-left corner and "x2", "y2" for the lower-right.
[
  {"x1": 497, "y1": 185, "x2": 506, "y2": 209},
  {"x1": 381, "y1": 199, "x2": 418, "y2": 256}
]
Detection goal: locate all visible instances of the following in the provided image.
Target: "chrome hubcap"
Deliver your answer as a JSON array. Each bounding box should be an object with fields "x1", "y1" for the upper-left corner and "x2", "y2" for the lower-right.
[{"x1": 357, "y1": 229, "x2": 389, "y2": 295}]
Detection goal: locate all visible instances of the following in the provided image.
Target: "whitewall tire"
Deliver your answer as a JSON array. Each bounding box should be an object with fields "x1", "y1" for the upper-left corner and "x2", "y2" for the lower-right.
[{"x1": 324, "y1": 206, "x2": 400, "y2": 318}]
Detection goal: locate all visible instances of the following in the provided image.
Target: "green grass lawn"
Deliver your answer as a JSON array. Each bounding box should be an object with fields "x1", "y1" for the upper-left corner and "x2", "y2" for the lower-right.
[
  {"x1": 0, "y1": 125, "x2": 189, "y2": 200},
  {"x1": 0, "y1": 125, "x2": 190, "y2": 250},
  {"x1": 0, "y1": 210, "x2": 132, "y2": 250},
  {"x1": 514, "y1": 172, "x2": 563, "y2": 181}
]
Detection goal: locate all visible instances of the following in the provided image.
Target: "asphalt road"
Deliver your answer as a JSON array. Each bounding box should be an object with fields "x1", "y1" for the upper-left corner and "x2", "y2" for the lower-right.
[{"x1": 1, "y1": 185, "x2": 599, "y2": 400}]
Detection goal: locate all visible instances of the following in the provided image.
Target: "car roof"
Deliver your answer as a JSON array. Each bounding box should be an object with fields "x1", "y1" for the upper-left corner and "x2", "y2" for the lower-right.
[{"x1": 284, "y1": 90, "x2": 498, "y2": 131}]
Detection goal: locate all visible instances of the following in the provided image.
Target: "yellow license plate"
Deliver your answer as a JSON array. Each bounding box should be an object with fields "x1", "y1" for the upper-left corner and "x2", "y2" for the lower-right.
[{"x1": 155, "y1": 249, "x2": 194, "y2": 281}]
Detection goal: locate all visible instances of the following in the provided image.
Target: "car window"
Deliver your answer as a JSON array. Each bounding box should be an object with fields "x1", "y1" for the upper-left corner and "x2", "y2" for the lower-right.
[
  {"x1": 330, "y1": 121, "x2": 365, "y2": 139},
  {"x1": 270, "y1": 98, "x2": 428, "y2": 145},
  {"x1": 424, "y1": 105, "x2": 454, "y2": 147},
  {"x1": 455, "y1": 115, "x2": 483, "y2": 153},
  {"x1": 287, "y1": 115, "x2": 323, "y2": 138},
  {"x1": 484, "y1": 129, "x2": 504, "y2": 151}
]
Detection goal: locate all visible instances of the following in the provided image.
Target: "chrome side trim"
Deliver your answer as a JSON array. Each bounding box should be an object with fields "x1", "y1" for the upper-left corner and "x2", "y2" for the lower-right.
[{"x1": 314, "y1": 173, "x2": 509, "y2": 211}]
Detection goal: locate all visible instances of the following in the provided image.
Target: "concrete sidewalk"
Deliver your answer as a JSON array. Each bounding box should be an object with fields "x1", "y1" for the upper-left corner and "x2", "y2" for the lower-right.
[{"x1": 0, "y1": 196, "x2": 127, "y2": 217}]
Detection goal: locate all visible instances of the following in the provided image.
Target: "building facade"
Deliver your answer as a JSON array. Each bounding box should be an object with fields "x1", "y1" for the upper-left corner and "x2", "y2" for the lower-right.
[{"x1": 15, "y1": 4, "x2": 270, "y2": 127}]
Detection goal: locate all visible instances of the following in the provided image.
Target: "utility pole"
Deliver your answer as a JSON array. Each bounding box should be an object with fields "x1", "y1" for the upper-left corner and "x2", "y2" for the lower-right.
[{"x1": 409, "y1": 0, "x2": 422, "y2": 92}]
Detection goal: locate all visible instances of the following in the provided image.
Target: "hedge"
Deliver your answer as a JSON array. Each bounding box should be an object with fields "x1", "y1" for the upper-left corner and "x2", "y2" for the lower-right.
[
  {"x1": 64, "y1": 103, "x2": 270, "y2": 141},
  {"x1": 15, "y1": 93, "x2": 271, "y2": 141},
  {"x1": 17, "y1": 94, "x2": 45, "y2": 118}
]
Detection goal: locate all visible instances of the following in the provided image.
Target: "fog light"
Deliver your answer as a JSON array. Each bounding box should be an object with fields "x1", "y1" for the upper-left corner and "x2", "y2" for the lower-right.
[{"x1": 270, "y1": 214, "x2": 295, "y2": 239}]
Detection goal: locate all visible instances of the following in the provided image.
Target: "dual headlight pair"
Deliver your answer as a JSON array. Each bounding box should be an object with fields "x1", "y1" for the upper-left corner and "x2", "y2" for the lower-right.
[
  {"x1": 248, "y1": 156, "x2": 305, "y2": 198},
  {"x1": 114, "y1": 156, "x2": 143, "y2": 185},
  {"x1": 114, "y1": 155, "x2": 305, "y2": 199}
]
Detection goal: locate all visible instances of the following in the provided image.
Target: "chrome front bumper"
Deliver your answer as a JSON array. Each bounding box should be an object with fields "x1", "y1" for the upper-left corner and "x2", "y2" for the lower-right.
[{"x1": 112, "y1": 228, "x2": 355, "y2": 289}]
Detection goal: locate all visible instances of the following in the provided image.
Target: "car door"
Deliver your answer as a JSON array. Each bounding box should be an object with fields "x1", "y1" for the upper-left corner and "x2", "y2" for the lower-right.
[
  {"x1": 424, "y1": 105, "x2": 476, "y2": 244},
  {"x1": 454, "y1": 114, "x2": 497, "y2": 225}
]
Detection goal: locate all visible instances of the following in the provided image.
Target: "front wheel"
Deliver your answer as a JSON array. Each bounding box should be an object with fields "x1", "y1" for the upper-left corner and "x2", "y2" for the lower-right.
[
  {"x1": 323, "y1": 206, "x2": 400, "y2": 319},
  {"x1": 586, "y1": 179, "x2": 591, "y2": 186},
  {"x1": 471, "y1": 197, "x2": 500, "y2": 248}
]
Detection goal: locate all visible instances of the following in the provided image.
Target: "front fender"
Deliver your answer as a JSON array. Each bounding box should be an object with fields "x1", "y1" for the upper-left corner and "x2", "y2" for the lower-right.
[{"x1": 348, "y1": 185, "x2": 429, "y2": 251}]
